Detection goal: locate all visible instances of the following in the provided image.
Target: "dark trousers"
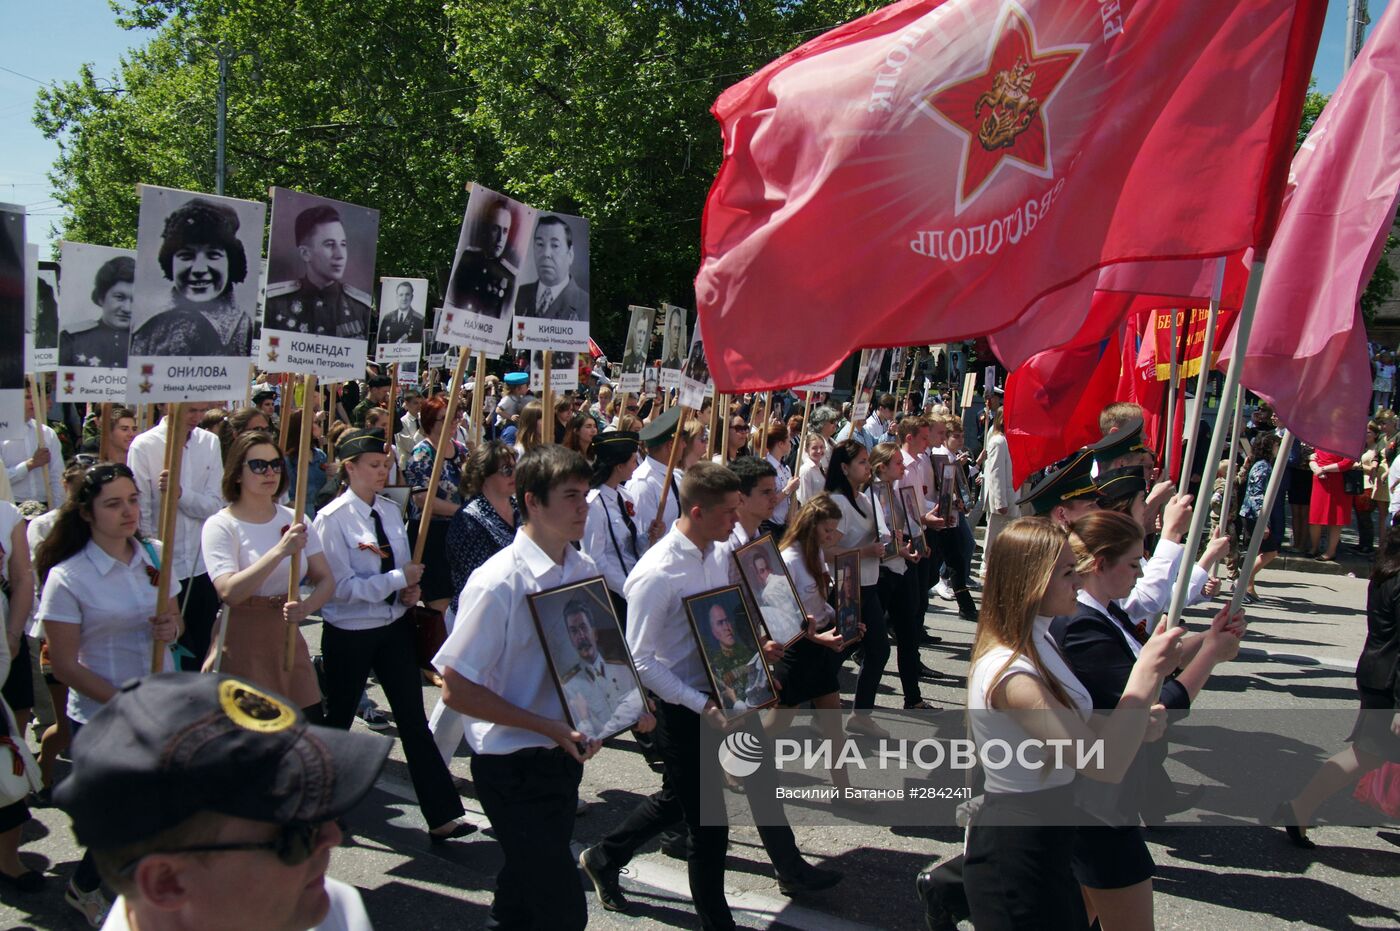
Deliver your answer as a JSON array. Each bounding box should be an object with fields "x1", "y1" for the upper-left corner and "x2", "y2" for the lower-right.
[
  {"x1": 878, "y1": 566, "x2": 923, "y2": 706},
  {"x1": 321, "y1": 617, "x2": 463, "y2": 830},
  {"x1": 597, "y1": 705, "x2": 803, "y2": 912},
  {"x1": 918, "y1": 528, "x2": 941, "y2": 615},
  {"x1": 473, "y1": 747, "x2": 586, "y2": 931},
  {"x1": 176, "y1": 573, "x2": 220, "y2": 668},
  {"x1": 848, "y1": 584, "x2": 889, "y2": 711},
  {"x1": 930, "y1": 526, "x2": 976, "y2": 616}
]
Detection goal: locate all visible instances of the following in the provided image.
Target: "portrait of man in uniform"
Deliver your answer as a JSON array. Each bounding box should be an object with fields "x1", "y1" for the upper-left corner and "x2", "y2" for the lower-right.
[
  {"x1": 377, "y1": 279, "x2": 425, "y2": 345},
  {"x1": 130, "y1": 197, "x2": 254, "y2": 358},
  {"x1": 735, "y1": 538, "x2": 805, "y2": 646},
  {"x1": 685, "y1": 587, "x2": 776, "y2": 714},
  {"x1": 447, "y1": 197, "x2": 518, "y2": 319},
  {"x1": 620, "y1": 306, "x2": 654, "y2": 375},
  {"x1": 660, "y1": 305, "x2": 686, "y2": 371},
  {"x1": 515, "y1": 214, "x2": 589, "y2": 323},
  {"x1": 60, "y1": 253, "x2": 135, "y2": 369},
  {"x1": 265, "y1": 203, "x2": 373, "y2": 339},
  {"x1": 530, "y1": 580, "x2": 644, "y2": 741}
]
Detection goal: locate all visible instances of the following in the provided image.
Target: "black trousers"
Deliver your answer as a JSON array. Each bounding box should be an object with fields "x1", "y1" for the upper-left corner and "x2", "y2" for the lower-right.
[
  {"x1": 598, "y1": 702, "x2": 802, "y2": 931},
  {"x1": 878, "y1": 566, "x2": 924, "y2": 706},
  {"x1": 848, "y1": 584, "x2": 889, "y2": 711},
  {"x1": 930, "y1": 526, "x2": 976, "y2": 615},
  {"x1": 176, "y1": 572, "x2": 220, "y2": 669},
  {"x1": 473, "y1": 747, "x2": 586, "y2": 931},
  {"x1": 321, "y1": 617, "x2": 463, "y2": 830}
]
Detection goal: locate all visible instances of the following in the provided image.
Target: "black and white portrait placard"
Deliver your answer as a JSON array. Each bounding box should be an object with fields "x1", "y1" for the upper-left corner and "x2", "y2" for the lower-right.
[
  {"x1": 658, "y1": 303, "x2": 687, "y2": 390},
  {"x1": 528, "y1": 578, "x2": 645, "y2": 741},
  {"x1": 127, "y1": 184, "x2": 265, "y2": 403},
  {"x1": 0, "y1": 205, "x2": 26, "y2": 432},
  {"x1": 678, "y1": 320, "x2": 711, "y2": 410},
  {"x1": 511, "y1": 210, "x2": 590, "y2": 353},
  {"x1": 375, "y1": 277, "x2": 427, "y2": 363},
  {"x1": 260, "y1": 186, "x2": 379, "y2": 382},
  {"x1": 57, "y1": 241, "x2": 136, "y2": 403},
  {"x1": 396, "y1": 358, "x2": 420, "y2": 386},
  {"x1": 440, "y1": 184, "x2": 533, "y2": 356},
  {"x1": 851, "y1": 348, "x2": 887, "y2": 422},
  {"x1": 618, "y1": 305, "x2": 654, "y2": 393},
  {"x1": 26, "y1": 244, "x2": 59, "y2": 374},
  {"x1": 530, "y1": 350, "x2": 578, "y2": 392}
]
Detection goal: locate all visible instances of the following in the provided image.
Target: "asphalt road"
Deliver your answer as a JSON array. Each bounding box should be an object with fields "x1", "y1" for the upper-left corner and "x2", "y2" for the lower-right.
[{"x1": 2, "y1": 564, "x2": 1396, "y2": 930}]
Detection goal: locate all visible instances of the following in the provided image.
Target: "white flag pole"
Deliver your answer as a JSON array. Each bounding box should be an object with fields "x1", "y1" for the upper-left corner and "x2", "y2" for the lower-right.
[{"x1": 1179, "y1": 258, "x2": 1228, "y2": 494}]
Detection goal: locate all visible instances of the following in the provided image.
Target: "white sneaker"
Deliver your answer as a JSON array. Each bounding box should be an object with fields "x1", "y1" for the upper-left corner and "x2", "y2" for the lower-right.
[
  {"x1": 934, "y1": 580, "x2": 955, "y2": 601},
  {"x1": 66, "y1": 880, "x2": 110, "y2": 928}
]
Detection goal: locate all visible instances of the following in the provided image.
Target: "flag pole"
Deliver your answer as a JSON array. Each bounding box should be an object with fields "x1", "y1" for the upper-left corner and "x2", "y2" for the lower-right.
[
  {"x1": 1230, "y1": 429, "x2": 1293, "y2": 614},
  {"x1": 284, "y1": 373, "x2": 317, "y2": 671},
  {"x1": 1213, "y1": 383, "x2": 1248, "y2": 539},
  {"x1": 719, "y1": 394, "x2": 732, "y2": 461},
  {"x1": 1179, "y1": 259, "x2": 1227, "y2": 494},
  {"x1": 1164, "y1": 310, "x2": 1181, "y2": 484},
  {"x1": 98, "y1": 403, "x2": 112, "y2": 463},
  {"x1": 412, "y1": 350, "x2": 471, "y2": 563},
  {"x1": 278, "y1": 376, "x2": 293, "y2": 451},
  {"x1": 1166, "y1": 260, "x2": 1266, "y2": 629},
  {"x1": 150, "y1": 404, "x2": 185, "y2": 672},
  {"x1": 655, "y1": 405, "x2": 690, "y2": 525},
  {"x1": 542, "y1": 352, "x2": 553, "y2": 441}
]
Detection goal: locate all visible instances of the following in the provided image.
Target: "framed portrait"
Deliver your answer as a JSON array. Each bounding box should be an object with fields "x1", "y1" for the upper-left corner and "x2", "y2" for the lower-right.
[
  {"x1": 955, "y1": 462, "x2": 977, "y2": 511},
  {"x1": 733, "y1": 535, "x2": 805, "y2": 647},
  {"x1": 512, "y1": 210, "x2": 591, "y2": 353},
  {"x1": 375, "y1": 277, "x2": 427, "y2": 362},
  {"x1": 57, "y1": 241, "x2": 136, "y2": 403},
  {"x1": 683, "y1": 586, "x2": 778, "y2": 714},
  {"x1": 898, "y1": 486, "x2": 930, "y2": 558},
  {"x1": 872, "y1": 483, "x2": 900, "y2": 559},
  {"x1": 832, "y1": 550, "x2": 863, "y2": 643},
  {"x1": 527, "y1": 577, "x2": 646, "y2": 742}
]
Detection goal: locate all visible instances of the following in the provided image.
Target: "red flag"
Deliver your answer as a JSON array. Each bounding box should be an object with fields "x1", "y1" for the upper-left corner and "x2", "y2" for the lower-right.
[
  {"x1": 1223, "y1": 1, "x2": 1400, "y2": 458},
  {"x1": 697, "y1": 0, "x2": 1325, "y2": 392}
]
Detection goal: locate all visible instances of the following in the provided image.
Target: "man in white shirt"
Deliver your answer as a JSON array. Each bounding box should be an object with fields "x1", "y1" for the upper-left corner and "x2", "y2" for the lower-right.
[
  {"x1": 435, "y1": 445, "x2": 653, "y2": 930},
  {"x1": 127, "y1": 403, "x2": 226, "y2": 664},
  {"x1": 579, "y1": 463, "x2": 838, "y2": 923},
  {"x1": 861, "y1": 393, "x2": 897, "y2": 448},
  {"x1": 625, "y1": 405, "x2": 687, "y2": 550},
  {"x1": 55, "y1": 671, "x2": 387, "y2": 931},
  {"x1": 1, "y1": 388, "x2": 65, "y2": 509}
]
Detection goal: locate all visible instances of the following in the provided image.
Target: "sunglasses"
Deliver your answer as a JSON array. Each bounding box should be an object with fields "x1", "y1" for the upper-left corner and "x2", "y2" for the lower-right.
[
  {"x1": 120, "y1": 820, "x2": 331, "y2": 874},
  {"x1": 246, "y1": 458, "x2": 285, "y2": 475},
  {"x1": 494, "y1": 464, "x2": 516, "y2": 477}
]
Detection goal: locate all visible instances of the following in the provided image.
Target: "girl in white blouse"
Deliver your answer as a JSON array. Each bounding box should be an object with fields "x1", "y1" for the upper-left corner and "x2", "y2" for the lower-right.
[
  {"x1": 201, "y1": 432, "x2": 334, "y2": 716},
  {"x1": 823, "y1": 440, "x2": 892, "y2": 737},
  {"x1": 963, "y1": 517, "x2": 1182, "y2": 930}
]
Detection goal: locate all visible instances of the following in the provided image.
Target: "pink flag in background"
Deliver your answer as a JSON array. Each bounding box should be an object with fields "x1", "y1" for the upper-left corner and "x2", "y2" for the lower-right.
[{"x1": 1223, "y1": 0, "x2": 1400, "y2": 458}]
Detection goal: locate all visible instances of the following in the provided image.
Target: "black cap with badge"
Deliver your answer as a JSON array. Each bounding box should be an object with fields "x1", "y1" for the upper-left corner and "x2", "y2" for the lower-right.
[
  {"x1": 1016, "y1": 448, "x2": 1099, "y2": 516},
  {"x1": 336, "y1": 428, "x2": 389, "y2": 460},
  {"x1": 54, "y1": 672, "x2": 390, "y2": 848},
  {"x1": 1089, "y1": 415, "x2": 1149, "y2": 472}
]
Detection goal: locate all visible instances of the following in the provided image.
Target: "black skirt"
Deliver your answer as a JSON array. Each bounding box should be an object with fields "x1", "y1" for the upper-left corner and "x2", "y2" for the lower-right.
[
  {"x1": 771, "y1": 637, "x2": 841, "y2": 707},
  {"x1": 409, "y1": 518, "x2": 456, "y2": 603},
  {"x1": 1, "y1": 637, "x2": 33, "y2": 712},
  {"x1": 1347, "y1": 686, "x2": 1400, "y2": 762},
  {"x1": 1071, "y1": 824, "x2": 1155, "y2": 889}
]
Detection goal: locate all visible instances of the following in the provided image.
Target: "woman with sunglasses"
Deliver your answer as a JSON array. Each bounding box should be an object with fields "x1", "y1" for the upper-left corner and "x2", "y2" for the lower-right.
[
  {"x1": 714, "y1": 414, "x2": 751, "y2": 465},
  {"x1": 201, "y1": 433, "x2": 334, "y2": 717},
  {"x1": 405, "y1": 396, "x2": 469, "y2": 615},
  {"x1": 314, "y1": 429, "x2": 475, "y2": 845},
  {"x1": 34, "y1": 463, "x2": 183, "y2": 921}
]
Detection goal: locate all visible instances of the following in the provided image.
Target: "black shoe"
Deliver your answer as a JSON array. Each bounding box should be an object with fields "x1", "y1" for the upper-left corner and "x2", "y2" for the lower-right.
[
  {"x1": 915, "y1": 861, "x2": 967, "y2": 931},
  {"x1": 579, "y1": 845, "x2": 630, "y2": 912},
  {"x1": 1270, "y1": 801, "x2": 1317, "y2": 849},
  {"x1": 955, "y1": 590, "x2": 979, "y2": 622},
  {"x1": 659, "y1": 828, "x2": 691, "y2": 860},
  {"x1": 917, "y1": 632, "x2": 943, "y2": 645},
  {"x1": 777, "y1": 863, "x2": 842, "y2": 895},
  {"x1": 428, "y1": 820, "x2": 478, "y2": 845},
  {"x1": 0, "y1": 869, "x2": 44, "y2": 893}
]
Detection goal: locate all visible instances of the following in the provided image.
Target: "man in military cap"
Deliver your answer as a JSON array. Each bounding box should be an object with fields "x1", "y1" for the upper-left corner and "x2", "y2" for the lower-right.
[
  {"x1": 558, "y1": 598, "x2": 643, "y2": 740},
  {"x1": 625, "y1": 406, "x2": 694, "y2": 546},
  {"x1": 61, "y1": 254, "x2": 134, "y2": 369},
  {"x1": 54, "y1": 671, "x2": 389, "y2": 931},
  {"x1": 265, "y1": 204, "x2": 373, "y2": 339},
  {"x1": 1017, "y1": 448, "x2": 1101, "y2": 526},
  {"x1": 515, "y1": 215, "x2": 588, "y2": 322},
  {"x1": 377, "y1": 280, "x2": 424, "y2": 345},
  {"x1": 1091, "y1": 413, "x2": 1154, "y2": 475},
  {"x1": 448, "y1": 199, "x2": 517, "y2": 319},
  {"x1": 131, "y1": 197, "x2": 253, "y2": 358}
]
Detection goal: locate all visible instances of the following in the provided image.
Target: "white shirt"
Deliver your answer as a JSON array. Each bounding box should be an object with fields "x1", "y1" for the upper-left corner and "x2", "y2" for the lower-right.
[
  {"x1": 434, "y1": 531, "x2": 600, "y2": 755},
  {"x1": 128, "y1": 420, "x2": 226, "y2": 579},
  {"x1": 37, "y1": 539, "x2": 175, "y2": 724},
  {"x1": 781, "y1": 545, "x2": 835, "y2": 629},
  {"x1": 1, "y1": 420, "x2": 64, "y2": 506},
  {"x1": 795, "y1": 458, "x2": 826, "y2": 506},
  {"x1": 967, "y1": 617, "x2": 1092, "y2": 794},
  {"x1": 583, "y1": 485, "x2": 640, "y2": 596},
  {"x1": 1121, "y1": 538, "x2": 1210, "y2": 622},
  {"x1": 625, "y1": 455, "x2": 683, "y2": 550},
  {"x1": 25, "y1": 507, "x2": 60, "y2": 636},
  {"x1": 766, "y1": 453, "x2": 793, "y2": 524},
  {"x1": 202, "y1": 506, "x2": 325, "y2": 599},
  {"x1": 831, "y1": 490, "x2": 882, "y2": 588},
  {"x1": 102, "y1": 877, "x2": 373, "y2": 931},
  {"x1": 314, "y1": 492, "x2": 413, "y2": 630},
  {"x1": 625, "y1": 524, "x2": 732, "y2": 714},
  {"x1": 896, "y1": 447, "x2": 933, "y2": 517}
]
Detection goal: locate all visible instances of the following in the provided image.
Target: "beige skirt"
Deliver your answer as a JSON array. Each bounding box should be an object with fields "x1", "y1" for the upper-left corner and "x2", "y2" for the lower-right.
[{"x1": 209, "y1": 596, "x2": 320, "y2": 711}]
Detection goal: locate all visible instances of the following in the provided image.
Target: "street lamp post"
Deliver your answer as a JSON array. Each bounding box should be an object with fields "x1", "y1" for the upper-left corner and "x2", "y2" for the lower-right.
[{"x1": 191, "y1": 40, "x2": 258, "y2": 195}]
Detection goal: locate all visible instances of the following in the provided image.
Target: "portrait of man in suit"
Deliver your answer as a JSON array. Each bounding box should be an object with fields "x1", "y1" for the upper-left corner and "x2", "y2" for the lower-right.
[
  {"x1": 377, "y1": 279, "x2": 425, "y2": 345},
  {"x1": 515, "y1": 214, "x2": 589, "y2": 323}
]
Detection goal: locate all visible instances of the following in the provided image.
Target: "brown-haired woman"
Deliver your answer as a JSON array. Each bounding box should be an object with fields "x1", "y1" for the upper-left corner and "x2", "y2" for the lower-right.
[
  {"x1": 964, "y1": 517, "x2": 1184, "y2": 930},
  {"x1": 515, "y1": 401, "x2": 544, "y2": 456},
  {"x1": 562, "y1": 412, "x2": 599, "y2": 464},
  {"x1": 200, "y1": 432, "x2": 335, "y2": 716},
  {"x1": 405, "y1": 395, "x2": 468, "y2": 613},
  {"x1": 1054, "y1": 510, "x2": 1243, "y2": 929}
]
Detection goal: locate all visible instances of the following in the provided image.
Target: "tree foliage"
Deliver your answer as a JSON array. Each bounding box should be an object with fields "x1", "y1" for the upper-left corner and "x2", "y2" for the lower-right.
[{"x1": 36, "y1": 0, "x2": 882, "y2": 354}]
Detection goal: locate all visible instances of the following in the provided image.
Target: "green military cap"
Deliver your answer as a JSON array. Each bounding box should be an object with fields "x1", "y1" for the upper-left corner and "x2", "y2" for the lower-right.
[
  {"x1": 1089, "y1": 416, "x2": 1148, "y2": 471},
  {"x1": 1017, "y1": 448, "x2": 1098, "y2": 516},
  {"x1": 639, "y1": 406, "x2": 682, "y2": 448}
]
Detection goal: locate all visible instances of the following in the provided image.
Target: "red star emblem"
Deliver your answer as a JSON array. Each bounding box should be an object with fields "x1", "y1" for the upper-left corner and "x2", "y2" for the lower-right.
[
  {"x1": 923, "y1": 5, "x2": 1083, "y2": 211},
  {"x1": 269, "y1": 336, "x2": 280, "y2": 347},
  {"x1": 141, "y1": 365, "x2": 154, "y2": 376}
]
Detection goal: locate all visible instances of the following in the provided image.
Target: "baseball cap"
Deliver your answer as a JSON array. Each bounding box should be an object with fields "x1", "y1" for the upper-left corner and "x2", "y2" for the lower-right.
[{"x1": 54, "y1": 672, "x2": 391, "y2": 848}]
